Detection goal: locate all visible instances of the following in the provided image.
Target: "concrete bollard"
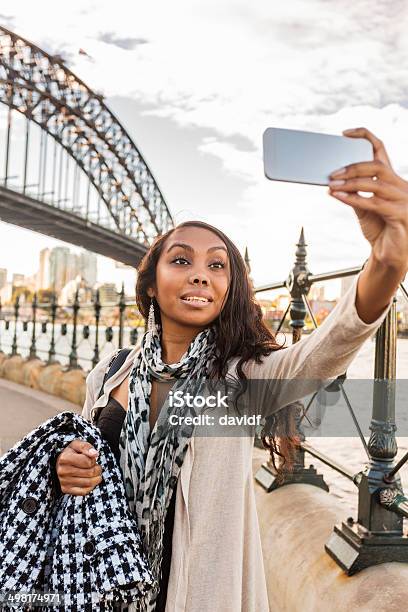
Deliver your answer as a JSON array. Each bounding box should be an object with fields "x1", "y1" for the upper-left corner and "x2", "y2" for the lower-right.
[
  {"x1": 59, "y1": 368, "x2": 87, "y2": 406},
  {"x1": 1, "y1": 355, "x2": 26, "y2": 384},
  {"x1": 253, "y1": 450, "x2": 408, "y2": 611},
  {"x1": 37, "y1": 364, "x2": 87, "y2": 406},
  {"x1": 36, "y1": 362, "x2": 65, "y2": 397},
  {"x1": 0, "y1": 356, "x2": 87, "y2": 408},
  {"x1": 0, "y1": 351, "x2": 8, "y2": 375},
  {"x1": 21, "y1": 358, "x2": 44, "y2": 388}
]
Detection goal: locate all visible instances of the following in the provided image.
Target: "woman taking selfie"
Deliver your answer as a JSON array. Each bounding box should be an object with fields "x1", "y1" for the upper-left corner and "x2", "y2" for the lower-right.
[{"x1": 56, "y1": 128, "x2": 408, "y2": 612}]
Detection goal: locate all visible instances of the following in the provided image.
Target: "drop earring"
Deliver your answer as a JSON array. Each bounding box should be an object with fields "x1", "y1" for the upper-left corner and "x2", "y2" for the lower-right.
[{"x1": 147, "y1": 297, "x2": 157, "y2": 333}]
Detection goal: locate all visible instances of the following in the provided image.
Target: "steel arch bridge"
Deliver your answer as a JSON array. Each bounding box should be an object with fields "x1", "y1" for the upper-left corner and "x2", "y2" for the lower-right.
[{"x1": 0, "y1": 26, "x2": 174, "y2": 265}]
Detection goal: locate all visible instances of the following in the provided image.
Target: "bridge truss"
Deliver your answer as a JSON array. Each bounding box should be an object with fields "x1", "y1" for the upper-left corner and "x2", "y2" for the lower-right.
[{"x1": 0, "y1": 26, "x2": 174, "y2": 262}]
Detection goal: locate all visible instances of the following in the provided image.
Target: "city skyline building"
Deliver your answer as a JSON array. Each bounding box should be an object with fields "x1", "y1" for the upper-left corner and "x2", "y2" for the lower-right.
[
  {"x1": 67, "y1": 252, "x2": 79, "y2": 285},
  {"x1": 37, "y1": 248, "x2": 50, "y2": 290},
  {"x1": 0, "y1": 268, "x2": 7, "y2": 291},
  {"x1": 79, "y1": 251, "x2": 97, "y2": 288},
  {"x1": 49, "y1": 247, "x2": 70, "y2": 292},
  {"x1": 60, "y1": 275, "x2": 93, "y2": 305},
  {"x1": 0, "y1": 246, "x2": 123, "y2": 303},
  {"x1": 11, "y1": 273, "x2": 25, "y2": 288},
  {"x1": 48, "y1": 247, "x2": 97, "y2": 293},
  {"x1": 0, "y1": 282, "x2": 12, "y2": 304},
  {"x1": 98, "y1": 283, "x2": 118, "y2": 305},
  {"x1": 309, "y1": 284, "x2": 326, "y2": 302}
]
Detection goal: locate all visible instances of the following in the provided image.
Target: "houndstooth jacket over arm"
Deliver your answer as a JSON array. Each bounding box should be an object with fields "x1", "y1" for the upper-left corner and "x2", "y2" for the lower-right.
[{"x1": 0, "y1": 411, "x2": 156, "y2": 612}]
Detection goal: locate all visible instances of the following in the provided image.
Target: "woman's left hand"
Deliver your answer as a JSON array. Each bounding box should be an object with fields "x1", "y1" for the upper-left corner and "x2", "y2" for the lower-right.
[{"x1": 328, "y1": 127, "x2": 408, "y2": 272}]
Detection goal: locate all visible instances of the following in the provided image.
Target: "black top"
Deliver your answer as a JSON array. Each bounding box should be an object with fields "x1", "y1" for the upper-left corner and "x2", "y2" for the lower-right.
[{"x1": 96, "y1": 397, "x2": 176, "y2": 612}]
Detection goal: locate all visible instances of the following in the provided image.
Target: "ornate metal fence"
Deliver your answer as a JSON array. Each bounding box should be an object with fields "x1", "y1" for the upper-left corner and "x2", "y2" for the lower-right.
[
  {"x1": 0, "y1": 285, "x2": 145, "y2": 371},
  {"x1": 254, "y1": 228, "x2": 408, "y2": 575}
]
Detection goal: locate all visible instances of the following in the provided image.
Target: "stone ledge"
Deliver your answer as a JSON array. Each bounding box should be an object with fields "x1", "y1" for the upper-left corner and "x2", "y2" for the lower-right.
[
  {"x1": 0, "y1": 352, "x2": 86, "y2": 407},
  {"x1": 252, "y1": 449, "x2": 408, "y2": 611}
]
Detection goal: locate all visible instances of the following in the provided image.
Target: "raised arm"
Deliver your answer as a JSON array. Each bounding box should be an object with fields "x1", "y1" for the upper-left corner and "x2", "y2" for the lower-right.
[
  {"x1": 247, "y1": 127, "x2": 408, "y2": 418},
  {"x1": 328, "y1": 128, "x2": 408, "y2": 326},
  {"x1": 244, "y1": 269, "x2": 393, "y2": 418}
]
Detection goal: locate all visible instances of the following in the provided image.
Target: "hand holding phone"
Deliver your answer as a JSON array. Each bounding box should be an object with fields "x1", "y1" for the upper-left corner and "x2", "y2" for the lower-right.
[
  {"x1": 262, "y1": 125, "x2": 408, "y2": 305},
  {"x1": 263, "y1": 127, "x2": 373, "y2": 186}
]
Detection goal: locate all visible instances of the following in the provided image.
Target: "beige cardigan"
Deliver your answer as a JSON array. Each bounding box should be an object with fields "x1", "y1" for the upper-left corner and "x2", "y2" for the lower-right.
[{"x1": 81, "y1": 272, "x2": 392, "y2": 612}]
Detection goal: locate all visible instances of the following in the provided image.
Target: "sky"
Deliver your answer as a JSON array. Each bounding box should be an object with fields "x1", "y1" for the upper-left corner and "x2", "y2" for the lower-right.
[{"x1": 1, "y1": 0, "x2": 408, "y2": 298}]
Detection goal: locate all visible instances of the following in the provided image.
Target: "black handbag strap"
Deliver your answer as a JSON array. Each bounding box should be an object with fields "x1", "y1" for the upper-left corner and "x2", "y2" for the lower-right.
[
  {"x1": 92, "y1": 348, "x2": 132, "y2": 424},
  {"x1": 89, "y1": 349, "x2": 130, "y2": 420},
  {"x1": 97, "y1": 348, "x2": 132, "y2": 400}
]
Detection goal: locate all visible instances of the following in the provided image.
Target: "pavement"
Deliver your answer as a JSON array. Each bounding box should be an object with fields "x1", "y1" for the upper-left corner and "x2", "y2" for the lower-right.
[{"x1": 0, "y1": 378, "x2": 80, "y2": 456}]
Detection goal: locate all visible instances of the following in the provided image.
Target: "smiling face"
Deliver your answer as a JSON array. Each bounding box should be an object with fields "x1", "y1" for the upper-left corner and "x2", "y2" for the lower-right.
[{"x1": 147, "y1": 226, "x2": 231, "y2": 336}]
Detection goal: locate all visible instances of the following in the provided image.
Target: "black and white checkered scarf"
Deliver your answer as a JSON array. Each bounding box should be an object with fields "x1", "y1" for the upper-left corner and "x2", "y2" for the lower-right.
[{"x1": 118, "y1": 323, "x2": 218, "y2": 611}]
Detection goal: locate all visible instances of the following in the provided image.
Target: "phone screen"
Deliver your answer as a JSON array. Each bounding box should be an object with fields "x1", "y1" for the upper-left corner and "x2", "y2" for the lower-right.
[{"x1": 263, "y1": 128, "x2": 373, "y2": 186}]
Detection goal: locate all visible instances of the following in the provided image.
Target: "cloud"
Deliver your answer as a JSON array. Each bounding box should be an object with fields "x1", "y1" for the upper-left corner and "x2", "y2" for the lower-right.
[
  {"x1": 0, "y1": 14, "x2": 14, "y2": 26},
  {"x1": 5, "y1": 1, "x2": 408, "y2": 143},
  {"x1": 1, "y1": 0, "x2": 408, "y2": 285},
  {"x1": 97, "y1": 31, "x2": 148, "y2": 50}
]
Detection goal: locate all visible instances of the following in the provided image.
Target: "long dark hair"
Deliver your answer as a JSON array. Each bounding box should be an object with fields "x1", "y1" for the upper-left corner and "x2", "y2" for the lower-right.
[{"x1": 135, "y1": 220, "x2": 299, "y2": 479}]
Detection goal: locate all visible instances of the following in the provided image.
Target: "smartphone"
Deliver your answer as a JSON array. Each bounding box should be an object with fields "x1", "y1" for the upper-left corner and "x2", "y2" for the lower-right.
[{"x1": 263, "y1": 127, "x2": 373, "y2": 186}]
